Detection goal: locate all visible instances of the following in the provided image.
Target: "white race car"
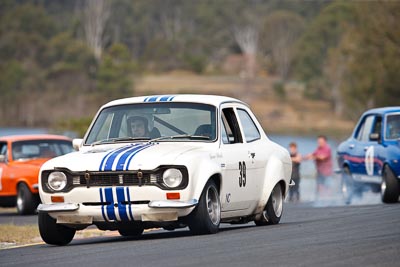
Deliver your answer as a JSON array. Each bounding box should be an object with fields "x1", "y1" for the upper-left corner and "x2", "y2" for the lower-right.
[{"x1": 38, "y1": 94, "x2": 292, "y2": 245}]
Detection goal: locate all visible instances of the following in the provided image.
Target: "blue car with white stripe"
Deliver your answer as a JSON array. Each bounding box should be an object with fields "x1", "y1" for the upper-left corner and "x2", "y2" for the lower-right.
[
  {"x1": 337, "y1": 107, "x2": 400, "y2": 204},
  {"x1": 37, "y1": 94, "x2": 292, "y2": 245}
]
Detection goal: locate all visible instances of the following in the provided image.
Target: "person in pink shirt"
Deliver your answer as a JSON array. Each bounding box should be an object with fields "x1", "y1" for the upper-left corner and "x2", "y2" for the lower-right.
[{"x1": 306, "y1": 135, "x2": 333, "y2": 199}]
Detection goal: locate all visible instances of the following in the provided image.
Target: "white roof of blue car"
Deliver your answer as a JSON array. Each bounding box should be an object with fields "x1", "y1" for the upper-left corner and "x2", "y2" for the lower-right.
[{"x1": 103, "y1": 94, "x2": 245, "y2": 108}]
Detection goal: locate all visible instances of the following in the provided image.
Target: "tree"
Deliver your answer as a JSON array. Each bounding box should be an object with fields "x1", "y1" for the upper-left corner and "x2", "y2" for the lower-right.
[
  {"x1": 293, "y1": 1, "x2": 356, "y2": 99},
  {"x1": 82, "y1": 0, "x2": 111, "y2": 61},
  {"x1": 233, "y1": 25, "x2": 259, "y2": 79},
  {"x1": 262, "y1": 10, "x2": 305, "y2": 81},
  {"x1": 322, "y1": 30, "x2": 354, "y2": 116},
  {"x1": 340, "y1": 2, "x2": 400, "y2": 118},
  {"x1": 96, "y1": 43, "x2": 136, "y2": 101}
]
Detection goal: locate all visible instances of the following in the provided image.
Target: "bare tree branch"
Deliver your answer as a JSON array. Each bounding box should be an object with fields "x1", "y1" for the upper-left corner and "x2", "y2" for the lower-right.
[{"x1": 83, "y1": 0, "x2": 110, "y2": 61}]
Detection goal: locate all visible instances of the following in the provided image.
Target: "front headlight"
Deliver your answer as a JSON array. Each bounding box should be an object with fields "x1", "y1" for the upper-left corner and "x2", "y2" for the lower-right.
[
  {"x1": 162, "y1": 168, "x2": 183, "y2": 188},
  {"x1": 47, "y1": 171, "x2": 67, "y2": 191}
]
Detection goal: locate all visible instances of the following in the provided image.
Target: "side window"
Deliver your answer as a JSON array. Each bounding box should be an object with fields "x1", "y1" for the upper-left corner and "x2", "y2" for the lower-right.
[
  {"x1": 356, "y1": 115, "x2": 375, "y2": 142},
  {"x1": 372, "y1": 116, "x2": 382, "y2": 135},
  {"x1": 385, "y1": 114, "x2": 400, "y2": 140},
  {"x1": 237, "y1": 109, "x2": 261, "y2": 142},
  {"x1": 0, "y1": 142, "x2": 7, "y2": 161},
  {"x1": 221, "y1": 108, "x2": 243, "y2": 144},
  {"x1": 0, "y1": 143, "x2": 7, "y2": 155}
]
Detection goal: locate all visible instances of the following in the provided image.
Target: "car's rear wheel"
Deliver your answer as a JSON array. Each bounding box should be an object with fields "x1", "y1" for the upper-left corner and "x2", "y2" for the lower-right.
[
  {"x1": 381, "y1": 165, "x2": 399, "y2": 203},
  {"x1": 255, "y1": 183, "x2": 283, "y2": 226},
  {"x1": 188, "y1": 180, "x2": 220, "y2": 235},
  {"x1": 38, "y1": 212, "x2": 76, "y2": 245},
  {"x1": 118, "y1": 223, "x2": 144, "y2": 236},
  {"x1": 17, "y1": 183, "x2": 39, "y2": 215}
]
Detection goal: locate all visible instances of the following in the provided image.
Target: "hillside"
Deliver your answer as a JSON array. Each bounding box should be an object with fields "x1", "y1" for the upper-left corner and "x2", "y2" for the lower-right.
[{"x1": 135, "y1": 73, "x2": 355, "y2": 139}]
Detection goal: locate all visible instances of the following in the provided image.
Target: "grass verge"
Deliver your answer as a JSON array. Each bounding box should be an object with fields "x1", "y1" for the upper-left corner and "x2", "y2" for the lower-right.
[{"x1": 0, "y1": 224, "x2": 41, "y2": 249}]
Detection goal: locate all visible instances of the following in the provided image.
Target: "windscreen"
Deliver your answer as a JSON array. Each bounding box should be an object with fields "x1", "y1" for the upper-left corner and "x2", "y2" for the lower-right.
[
  {"x1": 85, "y1": 102, "x2": 217, "y2": 145},
  {"x1": 12, "y1": 140, "x2": 73, "y2": 160}
]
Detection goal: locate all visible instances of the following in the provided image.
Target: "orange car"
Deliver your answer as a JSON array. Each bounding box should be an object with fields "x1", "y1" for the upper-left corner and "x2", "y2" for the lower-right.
[{"x1": 0, "y1": 135, "x2": 73, "y2": 214}]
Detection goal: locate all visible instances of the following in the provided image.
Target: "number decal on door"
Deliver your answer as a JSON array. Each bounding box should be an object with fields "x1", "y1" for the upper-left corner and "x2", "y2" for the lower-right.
[
  {"x1": 239, "y1": 161, "x2": 246, "y2": 187},
  {"x1": 365, "y1": 146, "x2": 374, "y2": 176}
]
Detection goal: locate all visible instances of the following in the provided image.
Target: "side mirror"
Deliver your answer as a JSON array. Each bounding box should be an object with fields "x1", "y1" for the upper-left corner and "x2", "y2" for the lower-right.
[
  {"x1": 0, "y1": 155, "x2": 6, "y2": 163},
  {"x1": 72, "y1": 139, "x2": 83, "y2": 151},
  {"x1": 369, "y1": 133, "x2": 380, "y2": 142}
]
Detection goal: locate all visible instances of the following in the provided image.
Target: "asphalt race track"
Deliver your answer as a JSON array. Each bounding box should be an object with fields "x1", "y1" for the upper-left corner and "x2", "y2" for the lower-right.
[{"x1": 1, "y1": 202, "x2": 399, "y2": 267}]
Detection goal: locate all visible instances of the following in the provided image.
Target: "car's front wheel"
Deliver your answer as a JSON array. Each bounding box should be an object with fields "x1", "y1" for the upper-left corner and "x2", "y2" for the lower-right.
[
  {"x1": 38, "y1": 212, "x2": 76, "y2": 245},
  {"x1": 341, "y1": 167, "x2": 354, "y2": 205},
  {"x1": 381, "y1": 165, "x2": 399, "y2": 203},
  {"x1": 188, "y1": 180, "x2": 220, "y2": 235},
  {"x1": 255, "y1": 183, "x2": 283, "y2": 226},
  {"x1": 17, "y1": 183, "x2": 39, "y2": 215}
]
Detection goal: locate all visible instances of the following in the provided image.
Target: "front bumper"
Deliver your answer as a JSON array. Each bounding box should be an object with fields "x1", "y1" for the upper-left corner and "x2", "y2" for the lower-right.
[{"x1": 37, "y1": 199, "x2": 198, "y2": 224}]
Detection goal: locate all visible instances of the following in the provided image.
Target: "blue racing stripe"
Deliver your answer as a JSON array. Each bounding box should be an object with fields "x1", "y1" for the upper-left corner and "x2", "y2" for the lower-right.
[
  {"x1": 115, "y1": 144, "x2": 146, "y2": 171},
  {"x1": 103, "y1": 145, "x2": 136, "y2": 171},
  {"x1": 126, "y1": 187, "x2": 134, "y2": 221},
  {"x1": 159, "y1": 95, "x2": 171, "y2": 101},
  {"x1": 116, "y1": 187, "x2": 129, "y2": 221},
  {"x1": 99, "y1": 188, "x2": 107, "y2": 221},
  {"x1": 124, "y1": 144, "x2": 153, "y2": 170},
  {"x1": 105, "y1": 188, "x2": 116, "y2": 221},
  {"x1": 99, "y1": 145, "x2": 132, "y2": 171},
  {"x1": 168, "y1": 95, "x2": 175, "y2": 101},
  {"x1": 147, "y1": 96, "x2": 159, "y2": 102}
]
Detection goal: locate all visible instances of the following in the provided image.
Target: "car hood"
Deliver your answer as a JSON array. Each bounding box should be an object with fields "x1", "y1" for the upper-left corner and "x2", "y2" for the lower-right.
[
  {"x1": 42, "y1": 142, "x2": 208, "y2": 172},
  {"x1": 11, "y1": 158, "x2": 49, "y2": 168}
]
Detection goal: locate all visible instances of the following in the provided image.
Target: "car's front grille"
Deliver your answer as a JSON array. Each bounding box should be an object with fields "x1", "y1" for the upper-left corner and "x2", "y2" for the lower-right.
[
  {"x1": 41, "y1": 165, "x2": 188, "y2": 192},
  {"x1": 73, "y1": 172, "x2": 160, "y2": 187}
]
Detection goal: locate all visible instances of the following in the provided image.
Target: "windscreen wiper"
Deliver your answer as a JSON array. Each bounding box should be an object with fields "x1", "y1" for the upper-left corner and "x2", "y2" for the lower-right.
[
  {"x1": 91, "y1": 137, "x2": 150, "y2": 146},
  {"x1": 149, "y1": 135, "x2": 210, "y2": 143}
]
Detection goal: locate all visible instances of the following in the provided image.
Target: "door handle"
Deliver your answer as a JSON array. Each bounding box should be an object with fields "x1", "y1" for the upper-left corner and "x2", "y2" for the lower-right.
[
  {"x1": 364, "y1": 146, "x2": 369, "y2": 151},
  {"x1": 349, "y1": 144, "x2": 355, "y2": 149},
  {"x1": 249, "y1": 152, "x2": 255, "y2": 159}
]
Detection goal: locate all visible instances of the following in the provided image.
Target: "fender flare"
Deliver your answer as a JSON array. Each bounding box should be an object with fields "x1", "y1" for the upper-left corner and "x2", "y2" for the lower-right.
[
  {"x1": 186, "y1": 157, "x2": 222, "y2": 201},
  {"x1": 256, "y1": 156, "x2": 288, "y2": 214}
]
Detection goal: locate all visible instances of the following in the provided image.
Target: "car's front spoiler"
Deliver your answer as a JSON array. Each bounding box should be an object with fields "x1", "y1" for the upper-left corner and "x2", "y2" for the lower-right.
[
  {"x1": 37, "y1": 199, "x2": 198, "y2": 213},
  {"x1": 148, "y1": 199, "x2": 198, "y2": 208},
  {"x1": 37, "y1": 203, "x2": 79, "y2": 212}
]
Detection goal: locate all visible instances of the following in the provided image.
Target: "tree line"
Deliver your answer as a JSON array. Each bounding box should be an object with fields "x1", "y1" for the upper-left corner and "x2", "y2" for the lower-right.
[{"x1": 0, "y1": 0, "x2": 399, "y2": 133}]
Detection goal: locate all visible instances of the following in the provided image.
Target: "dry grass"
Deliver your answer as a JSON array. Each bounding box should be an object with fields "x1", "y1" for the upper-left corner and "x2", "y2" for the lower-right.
[
  {"x1": 0, "y1": 223, "x2": 117, "y2": 249},
  {"x1": 0, "y1": 224, "x2": 41, "y2": 248}
]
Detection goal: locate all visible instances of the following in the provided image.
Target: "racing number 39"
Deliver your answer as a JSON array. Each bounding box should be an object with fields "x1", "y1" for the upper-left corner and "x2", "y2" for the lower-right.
[{"x1": 239, "y1": 161, "x2": 246, "y2": 187}]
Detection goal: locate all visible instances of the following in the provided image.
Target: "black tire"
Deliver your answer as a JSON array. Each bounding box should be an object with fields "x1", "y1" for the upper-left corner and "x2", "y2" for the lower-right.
[
  {"x1": 38, "y1": 212, "x2": 76, "y2": 245},
  {"x1": 188, "y1": 180, "x2": 220, "y2": 235},
  {"x1": 341, "y1": 167, "x2": 354, "y2": 205},
  {"x1": 17, "y1": 183, "x2": 39, "y2": 215},
  {"x1": 341, "y1": 167, "x2": 364, "y2": 205},
  {"x1": 118, "y1": 223, "x2": 144, "y2": 236},
  {"x1": 381, "y1": 165, "x2": 400, "y2": 203},
  {"x1": 255, "y1": 183, "x2": 283, "y2": 226}
]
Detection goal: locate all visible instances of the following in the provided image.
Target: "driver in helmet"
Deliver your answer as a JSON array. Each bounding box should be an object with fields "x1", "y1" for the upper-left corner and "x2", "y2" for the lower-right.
[{"x1": 127, "y1": 116, "x2": 150, "y2": 138}]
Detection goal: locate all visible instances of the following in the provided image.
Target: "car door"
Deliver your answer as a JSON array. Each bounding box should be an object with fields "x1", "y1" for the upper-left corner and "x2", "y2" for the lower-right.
[
  {"x1": 235, "y1": 107, "x2": 266, "y2": 205},
  {"x1": 350, "y1": 114, "x2": 382, "y2": 183},
  {"x1": 218, "y1": 106, "x2": 254, "y2": 213}
]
